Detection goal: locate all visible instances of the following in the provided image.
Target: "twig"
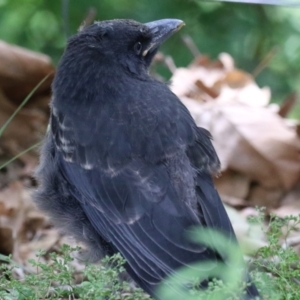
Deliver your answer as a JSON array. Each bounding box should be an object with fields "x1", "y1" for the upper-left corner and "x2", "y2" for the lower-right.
[
  {"x1": 278, "y1": 92, "x2": 298, "y2": 118},
  {"x1": 164, "y1": 55, "x2": 177, "y2": 74},
  {"x1": 195, "y1": 80, "x2": 219, "y2": 99},
  {"x1": 153, "y1": 52, "x2": 177, "y2": 74},
  {"x1": 0, "y1": 142, "x2": 42, "y2": 170},
  {"x1": 62, "y1": 0, "x2": 70, "y2": 38},
  {"x1": 79, "y1": 7, "x2": 97, "y2": 31},
  {"x1": 252, "y1": 47, "x2": 278, "y2": 78},
  {"x1": 181, "y1": 34, "x2": 201, "y2": 58}
]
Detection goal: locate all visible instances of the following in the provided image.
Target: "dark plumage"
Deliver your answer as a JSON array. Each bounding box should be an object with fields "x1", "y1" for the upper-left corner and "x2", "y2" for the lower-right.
[{"x1": 34, "y1": 19, "x2": 260, "y2": 299}]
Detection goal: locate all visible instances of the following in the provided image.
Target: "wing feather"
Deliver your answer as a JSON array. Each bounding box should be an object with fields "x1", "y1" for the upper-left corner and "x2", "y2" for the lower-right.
[{"x1": 50, "y1": 92, "x2": 237, "y2": 289}]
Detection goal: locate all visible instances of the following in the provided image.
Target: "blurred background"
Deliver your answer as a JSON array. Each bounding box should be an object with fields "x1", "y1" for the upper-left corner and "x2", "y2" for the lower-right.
[
  {"x1": 1, "y1": 0, "x2": 300, "y2": 108},
  {"x1": 0, "y1": 0, "x2": 300, "y2": 289}
]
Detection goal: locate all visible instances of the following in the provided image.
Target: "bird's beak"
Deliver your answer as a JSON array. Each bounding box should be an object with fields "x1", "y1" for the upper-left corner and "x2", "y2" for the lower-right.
[{"x1": 143, "y1": 19, "x2": 185, "y2": 56}]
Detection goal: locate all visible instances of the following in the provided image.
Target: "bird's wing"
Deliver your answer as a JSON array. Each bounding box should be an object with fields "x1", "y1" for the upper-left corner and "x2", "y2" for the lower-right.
[
  {"x1": 58, "y1": 155, "x2": 219, "y2": 284},
  {"x1": 50, "y1": 106, "x2": 222, "y2": 285},
  {"x1": 188, "y1": 127, "x2": 237, "y2": 251}
]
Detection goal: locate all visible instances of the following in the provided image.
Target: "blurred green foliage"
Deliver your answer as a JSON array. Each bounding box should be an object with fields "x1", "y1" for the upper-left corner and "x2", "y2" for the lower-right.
[{"x1": 0, "y1": 0, "x2": 300, "y2": 116}]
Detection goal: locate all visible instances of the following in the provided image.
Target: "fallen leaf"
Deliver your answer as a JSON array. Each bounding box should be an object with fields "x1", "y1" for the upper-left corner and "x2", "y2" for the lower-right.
[
  {"x1": 183, "y1": 100, "x2": 300, "y2": 190},
  {"x1": 247, "y1": 184, "x2": 284, "y2": 208},
  {"x1": 214, "y1": 169, "x2": 250, "y2": 200},
  {"x1": 0, "y1": 227, "x2": 13, "y2": 255},
  {"x1": 0, "y1": 40, "x2": 54, "y2": 104}
]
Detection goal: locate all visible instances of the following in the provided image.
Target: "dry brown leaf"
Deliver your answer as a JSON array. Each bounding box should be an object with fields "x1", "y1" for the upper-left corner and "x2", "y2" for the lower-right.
[
  {"x1": 182, "y1": 100, "x2": 300, "y2": 190},
  {"x1": 170, "y1": 53, "x2": 233, "y2": 101},
  {"x1": 214, "y1": 169, "x2": 250, "y2": 200},
  {"x1": 0, "y1": 40, "x2": 54, "y2": 104},
  {"x1": 0, "y1": 42, "x2": 51, "y2": 168},
  {"x1": 195, "y1": 79, "x2": 219, "y2": 99},
  {"x1": 0, "y1": 89, "x2": 48, "y2": 171},
  {"x1": 171, "y1": 66, "x2": 225, "y2": 101},
  {"x1": 0, "y1": 182, "x2": 40, "y2": 259},
  {"x1": 19, "y1": 229, "x2": 60, "y2": 262},
  {"x1": 0, "y1": 181, "x2": 24, "y2": 216},
  {"x1": 0, "y1": 227, "x2": 13, "y2": 255},
  {"x1": 272, "y1": 205, "x2": 300, "y2": 218},
  {"x1": 189, "y1": 53, "x2": 225, "y2": 69},
  {"x1": 278, "y1": 92, "x2": 298, "y2": 118},
  {"x1": 213, "y1": 69, "x2": 253, "y2": 93},
  {"x1": 271, "y1": 184, "x2": 300, "y2": 217},
  {"x1": 215, "y1": 83, "x2": 271, "y2": 107},
  {"x1": 247, "y1": 184, "x2": 284, "y2": 208},
  {"x1": 220, "y1": 195, "x2": 248, "y2": 207},
  {"x1": 171, "y1": 53, "x2": 271, "y2": 108}
]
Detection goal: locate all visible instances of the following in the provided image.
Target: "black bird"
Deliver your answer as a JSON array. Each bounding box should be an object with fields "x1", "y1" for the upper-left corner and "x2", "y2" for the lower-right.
[{"x1": 34, "y1": 19, "x2": 260, "y2": 299}]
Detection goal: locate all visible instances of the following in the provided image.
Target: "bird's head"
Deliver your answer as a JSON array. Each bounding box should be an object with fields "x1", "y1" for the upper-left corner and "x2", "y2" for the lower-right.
[{"x1": 65, "y1": 18, "x2": 184, "y2": 75}]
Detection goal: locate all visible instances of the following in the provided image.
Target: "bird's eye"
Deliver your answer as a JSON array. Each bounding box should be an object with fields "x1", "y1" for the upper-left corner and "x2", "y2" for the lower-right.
[{"x1": 134, "y1": 42, "x2": 142, "y2": 55}]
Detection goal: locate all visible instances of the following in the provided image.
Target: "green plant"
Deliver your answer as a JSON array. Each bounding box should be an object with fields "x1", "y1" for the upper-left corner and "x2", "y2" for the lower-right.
[
  {"x1": 0, "y1": 245, "x2": 149, "y2": 300},
  {"x1": 250, "y1": 210, "x2": 300, "y2": 300},
  {"x1": 158, "y1": 209, "x2": 300, "y2": 300},
  {"x1": 157, "y1": 229, "x2": 252, "y2": 300},
  {"x1": 2, "y1": 211, "x2": 300, "y2": 299}
]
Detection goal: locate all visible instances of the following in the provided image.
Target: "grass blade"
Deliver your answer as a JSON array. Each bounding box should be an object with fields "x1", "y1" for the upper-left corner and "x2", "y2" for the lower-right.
[
  {"x1": 0, "y1": 141, "x2": 41, "y2": 170},
  {"x1": 0, "y1": 73, "x2": 52, "y2": 138}
]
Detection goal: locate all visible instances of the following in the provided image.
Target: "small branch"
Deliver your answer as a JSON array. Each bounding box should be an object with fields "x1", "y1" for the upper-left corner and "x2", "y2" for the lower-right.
[
  {"x1": 278, "y1": 92, "x2": 298, "y2": 118},
  {"x1": 164, "y1": 55, "x2": 177, "y2": 74},
  {"x1": 153, "y1": 52, "x2": 177, "y2": 74},
  {"x1": 252, "y1": 47, "x2": 278, "y2": 78},
  {"x1": 181, "y1": 34, "x2": 201, "y2": 58},
  {"x1": 79, "y1": 7, "x2": 97, "y2": 31},
  {"x1": 195, "y1": 80, "x2": 219, "y2": 99},
  {"x1": 62, "y1": 0, "x2": 70, "y2": 38}
]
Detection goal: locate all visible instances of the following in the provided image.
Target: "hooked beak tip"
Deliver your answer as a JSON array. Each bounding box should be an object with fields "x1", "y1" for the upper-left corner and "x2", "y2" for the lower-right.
[
  {"x1": 143, "y1": 19, "x2": 185, "y2": 56},
  {"x1": 176, "y1": 21, "x2": 185, "y2": 31}
]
